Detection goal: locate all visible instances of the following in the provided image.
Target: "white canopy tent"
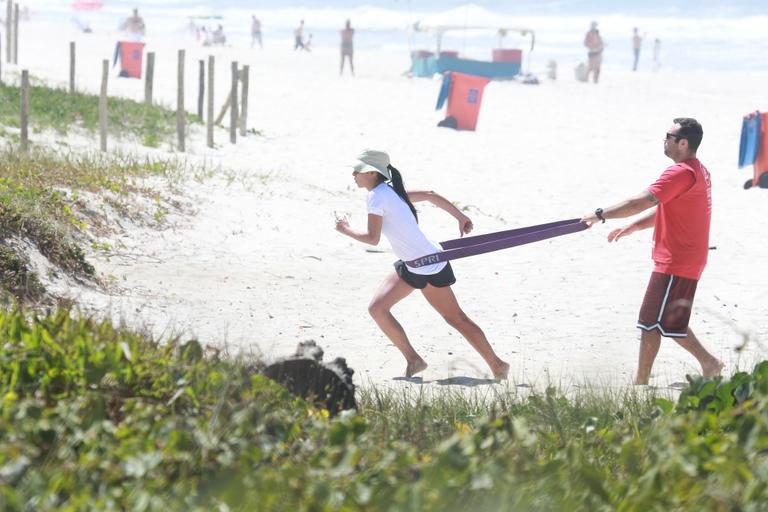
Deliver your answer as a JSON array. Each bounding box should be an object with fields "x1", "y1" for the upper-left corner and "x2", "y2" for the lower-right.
[{"x1": 411, "y1": 4, "x2": 535, "y2": 54}]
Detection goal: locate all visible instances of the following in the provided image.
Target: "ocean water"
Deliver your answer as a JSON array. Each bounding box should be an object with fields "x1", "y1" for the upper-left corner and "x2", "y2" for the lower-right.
[{"x1": 16, "y1": 0, "x2": 768, "y2": 72}]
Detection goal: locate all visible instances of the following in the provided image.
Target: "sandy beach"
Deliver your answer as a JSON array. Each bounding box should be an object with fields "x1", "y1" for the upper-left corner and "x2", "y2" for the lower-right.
[{"x1": 6, "y1": 18, "x2": 768, "y2": 390}]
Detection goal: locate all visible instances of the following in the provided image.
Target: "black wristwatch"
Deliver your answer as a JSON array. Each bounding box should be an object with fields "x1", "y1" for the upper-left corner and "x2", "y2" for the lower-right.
[{"x1": 595, "y1": 208, "x2": 606, "y2": 223}]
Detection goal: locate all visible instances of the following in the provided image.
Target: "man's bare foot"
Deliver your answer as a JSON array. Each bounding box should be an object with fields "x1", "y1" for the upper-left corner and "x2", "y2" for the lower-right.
[
  {"x1": 492, "y1": 361, "x2": 510, "y2": 380},
  {"x1": 405, "y1": 359, "x2": 428, "y2": 378},
  {"x1": 702, "y1": 359, "x2": 724, "y2": 379},
  {"x1": 633, "y1": 375, "x2": 650, "y2": 385}
]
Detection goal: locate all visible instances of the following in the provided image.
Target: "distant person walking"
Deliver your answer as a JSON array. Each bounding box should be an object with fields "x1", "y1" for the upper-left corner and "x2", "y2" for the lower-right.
[
  {"x1": 212, "y1": 24, "x2": 226, "y2": 46},
  {"x1": 251, "y1": 15, "x2": 262, "y2": 48},
  {"x1": 653, "y1": 38, "x2": 662, "y2": 71},
  {"x1": 583, "y1": 21, "x2": 604, "y2": 83},
  {"x1": 340, "y1": 19, "x2": 355, "y2": 75},
  {"x1": 632, "y1": 27, "x2": 643, "y2": 71},
  {"x1": 120, "y1": 8, "x2": 146, "y2": 41},
  {"x1": 580, "y1": 118, "x2": 723, "y2": 385},
  {"x1": 294, "y1": 20, "x2": 305, "y2": 50},
  {"x1": 201, "y1": 26, "x2": 212, "y2": 46},
  {"x1": 335, "y1": 150, "x2": 510, "y2": 380}
]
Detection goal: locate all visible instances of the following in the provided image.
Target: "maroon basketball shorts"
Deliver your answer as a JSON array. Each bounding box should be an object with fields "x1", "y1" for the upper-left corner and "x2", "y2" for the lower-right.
[{"x1": 637, "y1": 272, "x2": 698, "y2": 338}]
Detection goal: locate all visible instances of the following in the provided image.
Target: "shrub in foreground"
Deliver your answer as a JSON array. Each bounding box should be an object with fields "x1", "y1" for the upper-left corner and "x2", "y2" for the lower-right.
[{"x1": 0, "y1": 307, "x2": 767, "y2": 511}]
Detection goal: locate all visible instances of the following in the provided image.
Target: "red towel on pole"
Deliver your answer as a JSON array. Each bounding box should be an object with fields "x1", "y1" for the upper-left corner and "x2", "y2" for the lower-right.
[
  {"x1": 118, "y1": 41, "x2": 145, "y2": 79},
  {"x1": 754, "y1": 113, "x2": 768, "y2": 186},
  {"x1": 446, "y1": 72, "x2": 490, "y2": 131}
]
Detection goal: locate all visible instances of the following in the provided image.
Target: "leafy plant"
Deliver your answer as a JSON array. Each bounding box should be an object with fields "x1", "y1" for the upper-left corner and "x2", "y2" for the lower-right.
[{"x1": 2, "y1": 306, "x2": 768, "y2": 511}]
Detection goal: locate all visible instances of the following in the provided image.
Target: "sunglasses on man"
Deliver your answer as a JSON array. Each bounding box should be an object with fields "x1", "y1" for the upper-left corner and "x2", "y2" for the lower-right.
[{"x1": 665, "y1": 132, "x2": 685, "y2": 142}]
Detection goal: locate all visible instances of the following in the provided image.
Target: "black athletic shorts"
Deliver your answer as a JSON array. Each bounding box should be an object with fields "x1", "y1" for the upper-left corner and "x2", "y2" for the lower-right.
[{"x1": 394, "y1": 260, "x2": 456, "y2": 289}]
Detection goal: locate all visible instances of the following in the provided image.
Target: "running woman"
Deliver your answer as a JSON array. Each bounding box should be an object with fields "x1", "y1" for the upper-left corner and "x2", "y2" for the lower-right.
[{"x1": 335, "y1": 149, "x2": 510, "y2": 379}]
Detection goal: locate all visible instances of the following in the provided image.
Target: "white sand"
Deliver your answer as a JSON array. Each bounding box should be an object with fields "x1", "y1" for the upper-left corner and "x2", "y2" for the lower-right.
[{"x1": 6, "y1": 20, "x2": 768, "y2": 390}]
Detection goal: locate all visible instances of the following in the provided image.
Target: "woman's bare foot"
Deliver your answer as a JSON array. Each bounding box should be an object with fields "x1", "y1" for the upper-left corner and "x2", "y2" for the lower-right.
[
  {"x1": 405, "y1": 358, "x2": 428, "y2": 378},
  {"x1": 492, "y1": 361, "x2": 510, "y2": 380},
  {"x1": 702, "y1": 359, "x2": 724, "y2": 379}
]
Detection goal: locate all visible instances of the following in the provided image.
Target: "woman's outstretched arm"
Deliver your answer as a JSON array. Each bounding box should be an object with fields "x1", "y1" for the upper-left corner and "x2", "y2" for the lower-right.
[
  {"x1": 408, "y1": 190, "x2": 473, "y2": 236},
  {"x1": 335, "y1": 213, "x2": 383, "y2": 245}
]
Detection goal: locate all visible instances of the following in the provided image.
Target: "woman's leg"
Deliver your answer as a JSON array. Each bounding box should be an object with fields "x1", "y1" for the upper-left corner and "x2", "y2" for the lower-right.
[
  {"x1": 368, "y1": 271, "x2": 426, "y2": 377},
  {"x1": 420, "y1": 284, "x2": 509, "y2": 379}
]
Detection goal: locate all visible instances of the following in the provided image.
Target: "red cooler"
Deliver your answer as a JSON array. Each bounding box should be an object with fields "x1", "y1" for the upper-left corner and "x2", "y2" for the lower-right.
[
  {"x1": 492, "y1": 48, "x2": 522, "y2": 63},
  {"x1": 446, "y1": 72, "x2": 490, "y2": 131},
  {"x1": 118, "y1": 41, "x2": 145, "y2": 78}
]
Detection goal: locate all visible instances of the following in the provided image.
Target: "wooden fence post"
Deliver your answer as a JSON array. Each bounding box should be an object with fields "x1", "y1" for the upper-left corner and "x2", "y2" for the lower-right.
[
  {"x1": 19, "y1": 69, "x2": 28, "y2": 152},
  {"x1": 176, "y1": 49, "x2": 185, "y2": 152},
  {"x1": 144, "y1": 51, "x2": 154, "y2": 105},
  {"x1": 197, "y1": 59, "x2": 204, "y2": 120},
  {"x1": 99, "y1": 59, "x2": 108, "y2": 152},
  {"x1": 69, "y1": 42, "x2": 75, "y2": 93},
  {"x1": 12, "y1": 3, "x2": 18, "y2": 64},
  {"x1": 214, "y1": 92, "x2": 231, "y2": 126},
  {"x1": 229, "y1": 61, "x2": 238, "y2": 144},
  {"x1": 4, "y1": 0, "x2": 11, "y2": 64},
  {"x1": 239, "y1": 65, "x2": 249, "y2": 137},
  {"x1": 207, "y1": 55, "x2": 214, "y2": 148}
]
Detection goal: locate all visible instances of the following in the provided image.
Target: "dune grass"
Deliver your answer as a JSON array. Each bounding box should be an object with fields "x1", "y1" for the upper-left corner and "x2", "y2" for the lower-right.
[
  {"x1": 0, "y1": 146, "x2": 214, "y2": 302},
  {"x1": 0, "y1": 80, "x2": 199, "y2": 148},
  {"x1": 357, "y1": 383, "x2": 662, "y2": 453},
  {"x1": 1, "y1": 306, "x2": 767, "y2": 511}
]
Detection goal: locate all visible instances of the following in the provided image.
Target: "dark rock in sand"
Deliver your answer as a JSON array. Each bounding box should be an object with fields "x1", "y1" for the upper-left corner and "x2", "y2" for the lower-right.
[{"x1": 262, "y1": 340, "x2": 356, "y2": 415}]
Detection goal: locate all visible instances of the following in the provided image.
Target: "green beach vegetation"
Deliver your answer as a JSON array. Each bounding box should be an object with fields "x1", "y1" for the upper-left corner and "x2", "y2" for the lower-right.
[
  {"x1": 0, "y1": 146, "x2": 212, "y2": 302},
  {"x1": 0, "y1": 77, "x2": 209, "y2": 303},
  {"x1": 0, "y1": 306, "x2": 767, "y2": 511}
]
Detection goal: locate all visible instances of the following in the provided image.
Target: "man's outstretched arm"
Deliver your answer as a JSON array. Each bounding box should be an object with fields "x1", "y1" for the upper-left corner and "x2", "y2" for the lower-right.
[{"x1": 581, "y1": 190, "x2": 658, "y2": 226}]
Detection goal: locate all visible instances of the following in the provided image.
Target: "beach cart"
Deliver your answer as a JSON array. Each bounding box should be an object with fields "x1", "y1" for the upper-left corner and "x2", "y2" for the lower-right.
[{"x1": 408, "y1": 4, "x2": 535, "y2": 80}]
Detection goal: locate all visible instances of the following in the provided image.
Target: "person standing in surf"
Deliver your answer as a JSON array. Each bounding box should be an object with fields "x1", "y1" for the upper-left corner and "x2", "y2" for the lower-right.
[
  {"x1": 584, "y1": 21, "x2": 604, "y2": 83},
  {"x1": 340, "y1": 19, "x2": 355, "y2": 76},
  {"x1": 334, "y1": 150, "x2": 510, "y2": 379}
]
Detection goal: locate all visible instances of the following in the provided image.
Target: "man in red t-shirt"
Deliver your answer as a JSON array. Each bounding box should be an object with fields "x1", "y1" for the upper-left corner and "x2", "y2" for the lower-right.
[{"x1": 581, "y1": 118, "x2": 723, "y2": 385}]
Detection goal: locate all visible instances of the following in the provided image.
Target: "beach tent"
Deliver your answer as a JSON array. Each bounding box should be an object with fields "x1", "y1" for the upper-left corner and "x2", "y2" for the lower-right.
[
  {"x1": 409, "y1": 3, "x2": 535, "y2": 79},
  {"x1": 414, "y1": 4, "x2": 509, "y2": 31},
  {"x1": 71, "y1": 1, "x2": 101, "y2": 33},
  {"x1": 412, "y1": 4, "x2": 535, "y2": 53},
  {"x1": 71, "y1": 1, "x2": 102, "y2": 10}
]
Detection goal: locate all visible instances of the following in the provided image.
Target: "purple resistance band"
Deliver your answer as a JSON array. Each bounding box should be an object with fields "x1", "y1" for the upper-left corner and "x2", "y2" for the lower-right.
[{"x1": 405, "y1": 218, "x2": 588, "y2": 268}]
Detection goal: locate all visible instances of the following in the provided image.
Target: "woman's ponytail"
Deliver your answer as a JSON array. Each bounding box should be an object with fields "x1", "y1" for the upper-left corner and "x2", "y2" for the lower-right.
[{"x1": 387, "y1": 164, "x2": 418, "y2": 222}]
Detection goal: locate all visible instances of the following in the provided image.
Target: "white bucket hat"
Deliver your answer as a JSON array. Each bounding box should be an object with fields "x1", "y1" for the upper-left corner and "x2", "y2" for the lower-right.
[{"x1": 353, "y1": 149, "x2": 391, "y2": 180}]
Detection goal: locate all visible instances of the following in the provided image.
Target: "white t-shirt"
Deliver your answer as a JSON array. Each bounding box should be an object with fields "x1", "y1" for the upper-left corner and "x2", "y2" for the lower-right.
[{"x1": 367, "y1": 183, "x2": 446, "y2": 275}]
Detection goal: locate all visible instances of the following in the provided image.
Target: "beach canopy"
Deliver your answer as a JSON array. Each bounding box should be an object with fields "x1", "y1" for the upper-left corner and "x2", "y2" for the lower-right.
[
  {"x1": 412, "y1": 3, "x2": 535, "y2": 51},
  {"x1": 414, "y1": 4, "x2": 509, "y2": 31},
  {"x1": 72, "y1": 0, "x2": 102, "y2": 10}
]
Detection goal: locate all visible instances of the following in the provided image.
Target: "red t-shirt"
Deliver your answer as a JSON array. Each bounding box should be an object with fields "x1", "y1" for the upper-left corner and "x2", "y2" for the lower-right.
[{"x1": 647, "y1": 159, "x2": 712, "y2": 280}]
